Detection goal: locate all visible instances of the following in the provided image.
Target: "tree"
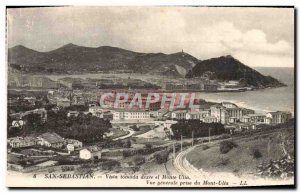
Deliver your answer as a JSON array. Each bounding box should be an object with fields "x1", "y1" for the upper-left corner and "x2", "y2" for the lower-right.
[
  {"x1": 22, "y1": 113, "x2": 44, "y2": 134},
  {"x1": 171, "y1": 120, "x2": 226, "y2": 139}
]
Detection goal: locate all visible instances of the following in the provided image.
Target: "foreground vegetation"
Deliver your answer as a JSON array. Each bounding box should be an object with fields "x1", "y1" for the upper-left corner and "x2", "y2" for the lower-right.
[{"x1": 186, "y1": 126, "x2": 294, "y2": 178}]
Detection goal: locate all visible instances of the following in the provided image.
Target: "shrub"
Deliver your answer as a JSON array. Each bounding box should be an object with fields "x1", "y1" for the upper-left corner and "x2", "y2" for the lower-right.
[
  {"x1": 145, "y1": 144, "x2": 152, "y2": 149},
  {"x1": 202, "y1": 145, "x2": 210, "y2": 150},
  {"x1": 219, "y1": 140, "x2": 238, "y2": 154},
  {"x1": 122, "y1": 139, "x2": 132, "y2": 148},
  {"x1": 217, "y1": 157, "x2": 230, "y2": 166},
  {"x1": 48, "y1": 167, "x2": 55, "y2": 173},
  {"x1": 76, "y1": 166, "x2": 93, "y2": 174},
  {"x1": 130, "y1": 125, "x2": 140, "y2": 131},
  {"x1": 133, "y1": 156, "x2": 146, "y2": 166},
  {"x1": 252, "y1": 149, "x2": 263, "y2": 159},
  {"x1": 61, "y1": 166, "x2": 75, "y2": 172},
  {"x1": 102, "y1": 160, "x2": 120, "y2": 170},
  {"x1": 154, "y1": 150, "x2": 169, "y2": 164}
]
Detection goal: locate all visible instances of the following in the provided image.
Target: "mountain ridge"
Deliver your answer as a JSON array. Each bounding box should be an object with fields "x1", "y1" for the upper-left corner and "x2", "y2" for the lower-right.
[
  {"x1": 8, "y1": 44, "x2": 198, "y2": 77},
  {"x1": 8, "y1": 44, "x2": 285, "y2": 88}
]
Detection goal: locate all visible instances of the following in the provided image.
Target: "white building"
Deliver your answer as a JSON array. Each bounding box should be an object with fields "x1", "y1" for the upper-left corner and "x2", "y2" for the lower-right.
[
  {"x1": 186, "y1": 110, "x2": 210, "y2": 121},
  {"x1": 79, "y1": 146, "x2": 102, "y2": 160},
  {"x1": 37, "y1": 132, "x2": 64, "y2": 149},
  {"x1": 221, "y1": 102, "x2": 238, "y2": 109},
  {"x1": 203, "y1": 116, "x2": 218, "y2": 123},
  {"x1": 8, "y1": 136, "x2": 37, "y2": 148},
  {"x1": 171, "y1": 109, "x2": 188, "y2": 120},
  {"x1": 67, "y1": 144, "x2": 75, "y2": 153},
  {"x1": 67, "y1": 111, "x2": 79, "y2": 117},
  {"x1": 89, "y1": 105, "x2": 102, "y2": 115},
  {"x1": 65, "y1": 138, "x2": 83, "y2": 149},
  {"x1": 164, "y1": 120, "x2": 177, "y2": 130},
  {"x1": 11, "y1": 120, "x2": 25, "y2": 128},
  {"x1": 210, "y1": 105, "x2": 229, "y2": 124},
  {"x1": 113, "y1": 110, "x2": 150, "y2": 121},
  {"x1": 266, "y1": 111, "x2": 292, "y2": 124}
]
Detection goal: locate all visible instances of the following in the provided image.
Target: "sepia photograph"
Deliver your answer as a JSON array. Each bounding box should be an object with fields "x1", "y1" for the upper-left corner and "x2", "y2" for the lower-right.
[{"x1": 5, "y1": 6, "x2": 295, "y2": 188}]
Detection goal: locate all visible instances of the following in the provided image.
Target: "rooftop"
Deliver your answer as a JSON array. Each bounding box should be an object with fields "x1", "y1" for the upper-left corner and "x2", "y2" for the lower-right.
[{"x1": 39, "y1": 132, "x2": 64, "y2": 144}]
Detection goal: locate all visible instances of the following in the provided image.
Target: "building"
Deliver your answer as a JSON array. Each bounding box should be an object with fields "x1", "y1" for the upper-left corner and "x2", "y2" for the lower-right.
[
  {"x1": 163, "y1": 120, "x2": 178, "y2": 130},
  {"x1": 37, "y1": 132, "x2": 64, "y2": 149},
  {"x1": 113, "y1": 109, "x2": 150, "y2": 121},
  {"x1": 67, "y1": 111, "x2": 79, "y2": 117},
  {"x1": 266, "y1": 111, "x2": 292, "y2": 124},
  {"x1": 203, "y1": 116, "x2": 218, "y2": 123},
  {"x1": 23, "y1": 96, "x2": 36, "y2": 106},
  {"x1": 67, "y1": 144, "x2": 75, "y2": 153},
  {"x1": 65, "y1": 138, "x2": 83, "y2": 149},
  {"x1": 101, "y1": 111, "x2": 113, "y2": 121},
  {"x1": 240, "y1": 115, "x2": 250, "y2": 123},
  {"x1": 56, "y1": 97, "x2": 70, "y2": 107},
  {"x1": 72, "y1": 95, "x2": 86, "y2": 106},
  {"x1": 8, "y1": 137, "x2": 38, "y2": 148},
  {"x1": 171, "y1": 109, "x2": 188, "y2": 120},
  {"x1": 226, "y1": 106, "x2": 254, "y2": 121},
  {"x1": 11, "y1": 120, "x2": 25, "y2": 128},
  {"x1": 151, "y1": 109, "x2": 169, "y2": 118},
  {"x1": 247, "y1": 114, "x2": 267, "y2": 124},
  {"x1": 210, "y1": 105, "x2": 229, "y2": 124},
  {"x1": 89, "y1": 105, "x2": 102, "y2": 115},
  {"x1": 79, "y1": 146, "x2": 102, "y2": 160},
  {"x1": 228, "y1": 117, "x2": 238, "y2": 123},
  {"x1": 186, "y1": 110, "x2": 210, "y2": 121},
  {"x1": 221, "y1": 102, "x2": 238, "y2": 109},
  {"x1": 264, "y1": 117, "x2": 272, "y2": 125}
]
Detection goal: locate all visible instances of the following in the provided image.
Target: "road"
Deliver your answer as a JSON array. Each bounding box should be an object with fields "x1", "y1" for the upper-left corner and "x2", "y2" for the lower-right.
[
  {"x1": 112, "y1": 127, "x2": 135, "y2": 141},
  {"x1": 173, "y1": 144, "x2": 209, "y2": 179},
  {"x1": 173, "y1": 132, "x2": 279, "y2": 181}
]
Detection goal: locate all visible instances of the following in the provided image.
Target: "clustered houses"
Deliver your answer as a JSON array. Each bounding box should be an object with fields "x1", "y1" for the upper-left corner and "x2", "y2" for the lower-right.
[
  {"x1": 8, "y1": 137, "x2": 38, "y2": 148},
  {"x1": 87, "y1": 97, "x2": 293, "y2": 127},
  {"x1": 8, "y1": 130, "x2": 104, "y2": 161},
  {"x1": 65, "y1": 139, "x2": 83, "y2": 153},
  {"x1": 169, "y1": 102, "x2": 292, "y2": 128},
  {"x1": 88, "y1": 104, "x2": 114, "y2": 120},
  {"x1": 171, "y1": 109, "x2": 212, "y2": 122},
  {"x1": 37, "y1": 132, "x2": 65, "y2": 148},
  {"x1": 8, "y1": 132, "x2": 83, "y2": 150}
]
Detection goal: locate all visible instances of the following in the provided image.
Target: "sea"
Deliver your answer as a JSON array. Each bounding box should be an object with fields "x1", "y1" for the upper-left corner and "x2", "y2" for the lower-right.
[{"x1": 196, "y1": 67, "x2": 295, "y2": 115}]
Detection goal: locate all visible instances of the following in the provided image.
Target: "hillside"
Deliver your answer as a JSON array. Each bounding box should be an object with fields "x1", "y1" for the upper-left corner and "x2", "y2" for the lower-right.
[
  {"x1": 186, "y1": 124, "x2": 294, "y2": 179},
  {"x1": 186, "y1": 55, "x2": 285, "y2": 88},
  {"x1": 8, "y1": 44, "x2": 198, "y2": 77}
]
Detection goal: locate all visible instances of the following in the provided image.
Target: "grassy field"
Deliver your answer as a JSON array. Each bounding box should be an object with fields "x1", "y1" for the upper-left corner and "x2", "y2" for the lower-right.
[
  {"x1": 132, "y1": 125, "x2": 153, "y2": 136},
  {"x1": 186, "y1": 128, "x2": 294, "y2": 177},
  {"x1": 109, "y1": 128, "x2": 129, "y2": 139}
]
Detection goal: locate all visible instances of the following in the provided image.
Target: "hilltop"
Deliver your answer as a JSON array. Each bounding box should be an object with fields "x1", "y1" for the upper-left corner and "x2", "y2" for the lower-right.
[{"x1": 186, "y1": 55, "x2": 285, "y2": 88}]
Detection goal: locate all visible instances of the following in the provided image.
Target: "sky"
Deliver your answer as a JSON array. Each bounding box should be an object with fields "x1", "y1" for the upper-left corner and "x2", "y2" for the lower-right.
[{"x1": 7, "y1": 6, "x2": 294, "y2": 67}]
